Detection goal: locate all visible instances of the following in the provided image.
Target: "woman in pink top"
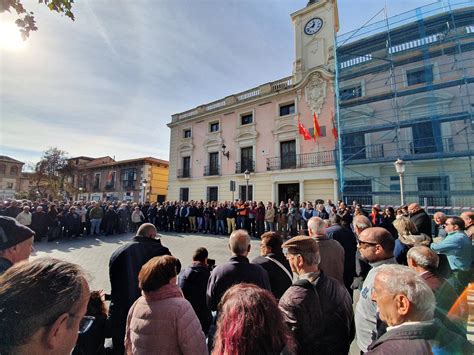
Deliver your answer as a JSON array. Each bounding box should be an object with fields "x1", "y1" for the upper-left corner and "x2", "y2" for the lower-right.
[{"x1": 125, "y1": 255, "x2": 207, "y2": 355}]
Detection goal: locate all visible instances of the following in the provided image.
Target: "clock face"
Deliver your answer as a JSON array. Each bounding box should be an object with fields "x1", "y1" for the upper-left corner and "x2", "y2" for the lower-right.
[{"x1": 304, "y1": 17, "x2": 323, "y2": 35}]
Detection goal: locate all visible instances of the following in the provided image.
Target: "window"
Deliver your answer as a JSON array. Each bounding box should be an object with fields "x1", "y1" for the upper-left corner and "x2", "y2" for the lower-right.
[
  {"x1": 239, "y1": 147, "x2": 254, "y2": 173},
  {"x1": 10, "y1": 166, "x2": 18, "y2": 175},
  {"x1": 343, "y1": 180, "x2": 373, "y2": 205},
  {"x1": 183, "y1": 129, "x2": 192, "y2": 138},
  {"x1": 342, "y1": 132, "x2": 366, "y2": 160},
  {"x1": 279, "y1": 102, "x2": 295, "y2": 116},
  {"x1": 121, "y1": 168, "x2": 137, "y2": 188},
  {"x1": 206, "y1": 152, "x2": 219, "y2": 176},
  {"x1": 241, "y1": 113, "x2": 253, "y2": 125},
  {"x1": 411, "y1": 121, "x2": 441, "y2": 154},
  {"x1": 390, "y1": 176, "x2": 400, "y2": 192},
  {"x1": 93, "y1": 173, "x2": 101, "y2": 189},
  {"x1": 80, "y1": 174, "x2": 88, "y2": 188},
  {"x1": 0, "y1": 164, "x2": 5, "y2": 174},
  {"x1": 180, "y1": 157, "x2": 191, "y2": 178},
  {"x1": 339, "y1": 84, "x2": 362, "y2": 101},
  {"x1": 309, "y1": 126, "x2": 326, "y2": 137},
  {"x1": 179, "y1": 188, "x2": 189, "y2": 202},
  {"x1": 417, "y1": 176, "x2": 450, "y2": 206},
  {"x1": 406, "y1": 66, "x2": 433, "y2": 86},
  {"x1": 280, "y1": 140, "x2": 296, "y2": 169},
  {"x1": 210, "y1": 122, "x2": 219, "y2": 132},
  {"x1": 106, "y1": 171, "x2": 116, "y2": 189},
  {"x1": 239, "y1": 185, "x2": 253, "y2": 201},
  {"x1": 207, "y1": 186, "x2": 219, "y2": 202},
  {"x1": 7, "y1": 182, "x2": 13, "y2": 189}
]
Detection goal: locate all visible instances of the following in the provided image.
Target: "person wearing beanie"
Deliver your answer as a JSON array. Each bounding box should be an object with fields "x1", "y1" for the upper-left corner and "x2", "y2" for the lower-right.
[
  {"x1": 0, "y1": 216, "x2": 35, "y2": 274},
  {"x1": 278, "y1": 235, "x2": 354, "y2": 354}
]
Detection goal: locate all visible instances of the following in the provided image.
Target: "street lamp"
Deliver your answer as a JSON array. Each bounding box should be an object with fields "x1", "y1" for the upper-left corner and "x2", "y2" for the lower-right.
[
  {"x1": 394, "y1": 159, "x2": 405, "y2": 206},
  {"x1": 141, "y1": 179, "x2": 148, "y2": 203},
  {"x1": 243, "y1": 169, "x2": 250, "y2": 202}
]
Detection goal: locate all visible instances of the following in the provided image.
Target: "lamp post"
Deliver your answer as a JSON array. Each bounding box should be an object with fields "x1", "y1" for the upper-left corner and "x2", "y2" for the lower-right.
[
  {"x1": 141, "y1": 179, "x2": 148, "y2": 203},
  {"x1": 394, "y1": 159, "x2": 405, "y2": 206},
  {"x1": 244, "y1": 169, "x2": 250, "y2": 202}
]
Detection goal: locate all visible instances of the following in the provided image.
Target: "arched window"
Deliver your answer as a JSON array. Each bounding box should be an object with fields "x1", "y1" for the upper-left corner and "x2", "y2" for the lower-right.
[
  {"x1": 0, "y1": 164, "x2": 6, "y2": 174},
  {"x1": 10, "y1": 166, "x2": 18, "y2": 175}
]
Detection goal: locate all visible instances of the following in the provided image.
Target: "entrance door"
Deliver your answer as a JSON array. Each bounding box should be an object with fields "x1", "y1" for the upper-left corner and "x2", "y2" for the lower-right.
[{"x1": 278, "y1": 183, "x2": 299, "y2": 204}]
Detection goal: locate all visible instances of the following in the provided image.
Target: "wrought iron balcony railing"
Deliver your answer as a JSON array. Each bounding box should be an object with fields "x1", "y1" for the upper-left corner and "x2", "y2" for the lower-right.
[
  {"x1": 177, "y1": 169, "x2": 191, "y2": 178},
  {"x1": 203, "y1": 165, "x2": 220, "y2": 176},
  {"x1": 122, "y1": 181, "x2": 136, "y2": 189},
  {"x1": 235, "y1": 160, "x2": 255, "y2": 174},
  {"x1": 266, "y1": 150, "x2": 335, "y2": 171}
]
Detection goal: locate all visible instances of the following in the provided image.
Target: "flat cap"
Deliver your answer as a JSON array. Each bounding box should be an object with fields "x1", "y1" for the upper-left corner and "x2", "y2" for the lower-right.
[
  {"x1": 0, "y1": 216, "x2": 35, "y2": 250},
  {"x1": 282, "y1": 235, "x2": 318, "y2": 254}
]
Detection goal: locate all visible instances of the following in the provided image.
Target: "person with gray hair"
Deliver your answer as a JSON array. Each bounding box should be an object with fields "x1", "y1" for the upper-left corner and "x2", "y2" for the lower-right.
[
  {"x1": 407, "y1": 246, "x2": 458, "y2": 313},
  {"x1": 0, "y1": 258, "x2": 91, "y2": 355},
  {"x1": 206, "y1": 229, "x2": 270, "y2": 312},
  {"x1": 307, "y1": 216, "x2": 345, "y2": 285},
  {"x1": 366, "y1": 264, "x2": 472, "y2": 354},
  {"x1": 278, "y1": 235, "x2": 354, "y2": 354}
]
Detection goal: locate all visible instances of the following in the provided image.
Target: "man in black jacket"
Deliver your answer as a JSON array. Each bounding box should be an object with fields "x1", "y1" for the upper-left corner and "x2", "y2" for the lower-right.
[
  {"x1": 278, "y1": 235, "x2": 355, "y2": 355},
  {"x1": 178, "y1": 247, "x2": 212, "y2": 335},
  {"x1": 408, "y1": 203, "x2": 432, "y2": 236},
  {"x1": 252, "y1": 231, "x2": 292, "y2": 299},
  {"x1": 108, "y1": 223, "x2": 171, "y2": 354},
  {"x1": 206, "y1": 229, "x2": 271, "y2": 311}
]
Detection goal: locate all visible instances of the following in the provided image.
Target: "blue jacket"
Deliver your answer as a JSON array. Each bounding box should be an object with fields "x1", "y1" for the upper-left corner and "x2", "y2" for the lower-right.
[{"x1": 431, "y1": 231, "x2": 471, "y2": 271}]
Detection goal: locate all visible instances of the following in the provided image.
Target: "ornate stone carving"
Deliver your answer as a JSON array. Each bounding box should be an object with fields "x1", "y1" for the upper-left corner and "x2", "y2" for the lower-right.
[{"x1": 305, "y1": 72, "x2": 327, "y2": 115}]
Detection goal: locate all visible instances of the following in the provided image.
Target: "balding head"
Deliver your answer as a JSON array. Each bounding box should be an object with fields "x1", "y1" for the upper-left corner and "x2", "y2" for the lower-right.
[
  {"x1": 460, "y1": 211, "x2": 473, "y2": 228},
  {"x1": 307, "y1": 217, "x2": 326, "y2": 238},
  {"x1": 407, "y1": 246, "x2": 439, "y2": 273},
  {"x1": 433, "y1": 212, "x2": 447, "y2": 225},
  {"x1": 229, "y1": 229, "x2": 251, "y2": 256},
  {"x1": 408, "y1": 203, "x2": 420, "y2": 214},
  {"x1": 358, "y1": 227, "x2": 395, "y2": 262}
]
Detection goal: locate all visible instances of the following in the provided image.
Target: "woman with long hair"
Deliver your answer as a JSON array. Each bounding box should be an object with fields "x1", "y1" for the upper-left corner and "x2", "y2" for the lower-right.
[
  {"x1": 393, "y1": 216, "x2": 431, "y2": 265},
  {"x1": 212, "y1": 283, "x2": 294, "y2": 355}
]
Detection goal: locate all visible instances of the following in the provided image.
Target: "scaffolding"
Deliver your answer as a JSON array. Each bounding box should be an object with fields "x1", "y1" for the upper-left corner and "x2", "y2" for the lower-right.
[{"x1": 334, "y1": 0, "x2": 474, "y2": 212}]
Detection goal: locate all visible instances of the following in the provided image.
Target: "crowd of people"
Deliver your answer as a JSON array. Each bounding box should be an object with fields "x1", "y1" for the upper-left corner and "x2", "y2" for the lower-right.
[{"x1": 0, "y1": 197, "x2": 473, "y2": 354}]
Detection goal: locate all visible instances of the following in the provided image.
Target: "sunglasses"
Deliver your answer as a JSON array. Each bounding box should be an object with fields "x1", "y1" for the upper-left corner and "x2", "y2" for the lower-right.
[
  {"x1": 357, "y1": 239, "x2": 378, "y2": 247},
  {"x1": 69, "y1": 314, "x2": 95, "y2": 334}
]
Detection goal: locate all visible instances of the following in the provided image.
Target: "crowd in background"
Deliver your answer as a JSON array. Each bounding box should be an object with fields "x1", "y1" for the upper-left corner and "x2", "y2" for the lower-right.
[{"x1": 0, "y1": 196, "x2": 473, "y2": 355}]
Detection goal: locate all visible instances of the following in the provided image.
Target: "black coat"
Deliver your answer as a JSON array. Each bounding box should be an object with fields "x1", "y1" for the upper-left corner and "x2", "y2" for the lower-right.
[
  {"x1": 108, "y1": 236, "x2": 171, "y2": 340},
  {"x1": 279, "y1": 271, "x2": 355, "y2": 355},
  {"x1": 325, "y1": 224, "x2": 358, "y2": 290},
  {"x1": 410, "y1": 209, "x2": 432, "y2": 236},
  {"x1": 279, "y1": 272, "x2": 355, "y2": 355},
  {"x1": 206, "y1": 255, "x2": 271, "y2": 311},
  {"x1": 31, "y1": 211, "x2": 49, "y2": 236},
  {"x1": 178, "y1": 263, "x2": 212, "y2": 334},
  {"x1": 252, "y1": 252, "x2": 292, "y2": 300}
]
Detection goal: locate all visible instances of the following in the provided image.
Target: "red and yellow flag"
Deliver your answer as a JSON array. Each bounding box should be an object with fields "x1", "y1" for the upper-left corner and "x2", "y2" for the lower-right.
[{"x1": 313, "y1": 112, "x2": 321, "y2": 141}]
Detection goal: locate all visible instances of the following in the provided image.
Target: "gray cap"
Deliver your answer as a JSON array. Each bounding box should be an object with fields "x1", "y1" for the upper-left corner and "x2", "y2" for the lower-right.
[{"x1": 0, "y1": 216, "x2": 35, "y2": 250}]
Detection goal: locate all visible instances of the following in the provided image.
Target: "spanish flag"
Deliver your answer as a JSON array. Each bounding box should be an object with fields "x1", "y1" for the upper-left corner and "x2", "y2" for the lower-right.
[{"x1": 313, "y1": 112, "x2": 321, "y2": 141}]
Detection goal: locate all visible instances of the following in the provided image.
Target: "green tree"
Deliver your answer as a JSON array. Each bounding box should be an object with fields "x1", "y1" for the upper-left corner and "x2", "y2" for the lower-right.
[{"x1": 0, "y1": 0, "x2": 75, "y2": 40}]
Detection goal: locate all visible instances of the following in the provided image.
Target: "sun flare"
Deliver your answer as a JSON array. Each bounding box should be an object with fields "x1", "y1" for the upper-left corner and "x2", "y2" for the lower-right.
[{"x1": 0, "y1": 22, "x2": 27, "y2": 51}]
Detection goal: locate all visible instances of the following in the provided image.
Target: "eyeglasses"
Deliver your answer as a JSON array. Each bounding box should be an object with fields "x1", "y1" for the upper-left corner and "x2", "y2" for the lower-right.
[
  {"x1": 357, "y1": 239, "x2": 378, "y2": 247},
  {"x1": 69, "y1": 314, "x2": 95, "y2": 334}
]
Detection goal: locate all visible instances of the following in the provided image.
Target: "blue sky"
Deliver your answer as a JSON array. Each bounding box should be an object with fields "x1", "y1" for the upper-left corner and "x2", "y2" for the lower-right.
[{"x1": 0, "y1": 0, "x2": 435, "y2": 168}]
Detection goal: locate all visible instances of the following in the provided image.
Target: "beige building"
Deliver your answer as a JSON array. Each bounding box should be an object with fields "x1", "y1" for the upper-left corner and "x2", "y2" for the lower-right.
[
  {"x1": 0, "y1": 156, "x2": 24, "y2": 200},
  {"x1": 69, "y1": 156, "x2": 169, "y2": 203},
  {"x1": 167, "y1": 0, "x2": 340, "y2": 203}
]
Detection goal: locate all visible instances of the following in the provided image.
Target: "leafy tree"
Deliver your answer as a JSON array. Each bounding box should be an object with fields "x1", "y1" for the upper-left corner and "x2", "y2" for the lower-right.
[
  {"x1": 32, "y1": 147, "x2": 74, "y2": 200},
  {"x1": 0, "y1": 0, "x2": 75, "y2": 40}
]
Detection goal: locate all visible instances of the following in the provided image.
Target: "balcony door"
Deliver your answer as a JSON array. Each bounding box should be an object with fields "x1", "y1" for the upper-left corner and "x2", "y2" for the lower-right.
[
  {"x1": 209, "y1": 152, "x2": 219, "y2": 175},
  {"x1": 280, "y1": 140, "x2": 296, "y2": 169},
  {"x1": 342, "y1": 133, "x2": 366, "y2": 160},
  {"x1": 412, "y1": 122, "x2": 440, "y2": 154},
  {"x1": 240, "y1": 147, "x2": 253, "y2": 173}
]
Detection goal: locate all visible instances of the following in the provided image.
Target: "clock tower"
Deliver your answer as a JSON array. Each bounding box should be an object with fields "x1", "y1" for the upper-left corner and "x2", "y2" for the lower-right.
[{"x1": 291, "y1": 0, "x2": 339, "y2": 83}]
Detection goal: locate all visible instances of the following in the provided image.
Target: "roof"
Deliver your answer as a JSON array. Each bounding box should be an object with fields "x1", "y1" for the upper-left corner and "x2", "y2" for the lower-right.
[
  {"x1": 0, "y1": 156, "x2": 24, "y2": 164},
  {"x1": 68, "y1": 156, "x2": 95, "y2": 161},
  {"x1": 83, "y1": 156, "x2": 115, "y2": 167}
]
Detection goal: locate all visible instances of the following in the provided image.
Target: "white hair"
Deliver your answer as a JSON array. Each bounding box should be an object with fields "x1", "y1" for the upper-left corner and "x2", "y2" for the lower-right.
[
  {"x1": 376, "y1": 264, "x2": 435, "y2": 321},
  {"x1": 407, "y1": 246, "x2": 439, "y2": 271}
]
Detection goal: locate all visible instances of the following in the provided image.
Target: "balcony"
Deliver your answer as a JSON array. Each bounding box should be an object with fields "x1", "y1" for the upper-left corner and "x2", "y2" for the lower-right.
[
  {"x1": 235, "y1": 161, "x2": 255, "y2": 174},
  {"x1": 203, "y1": 165, "x2": 220, "y2": 176},
  {"x1": 266, "y1": 150, "x2": 335, "y2": 171},
  {"x1": 177, "y1": 169, "x2": 191, "y2": 178},
  {"x1": 105, "y1": 184, "x2": 115, "y2": 191},
  {"x1": 343, "y1": 144, "x2": 384, "y2": 161}
]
